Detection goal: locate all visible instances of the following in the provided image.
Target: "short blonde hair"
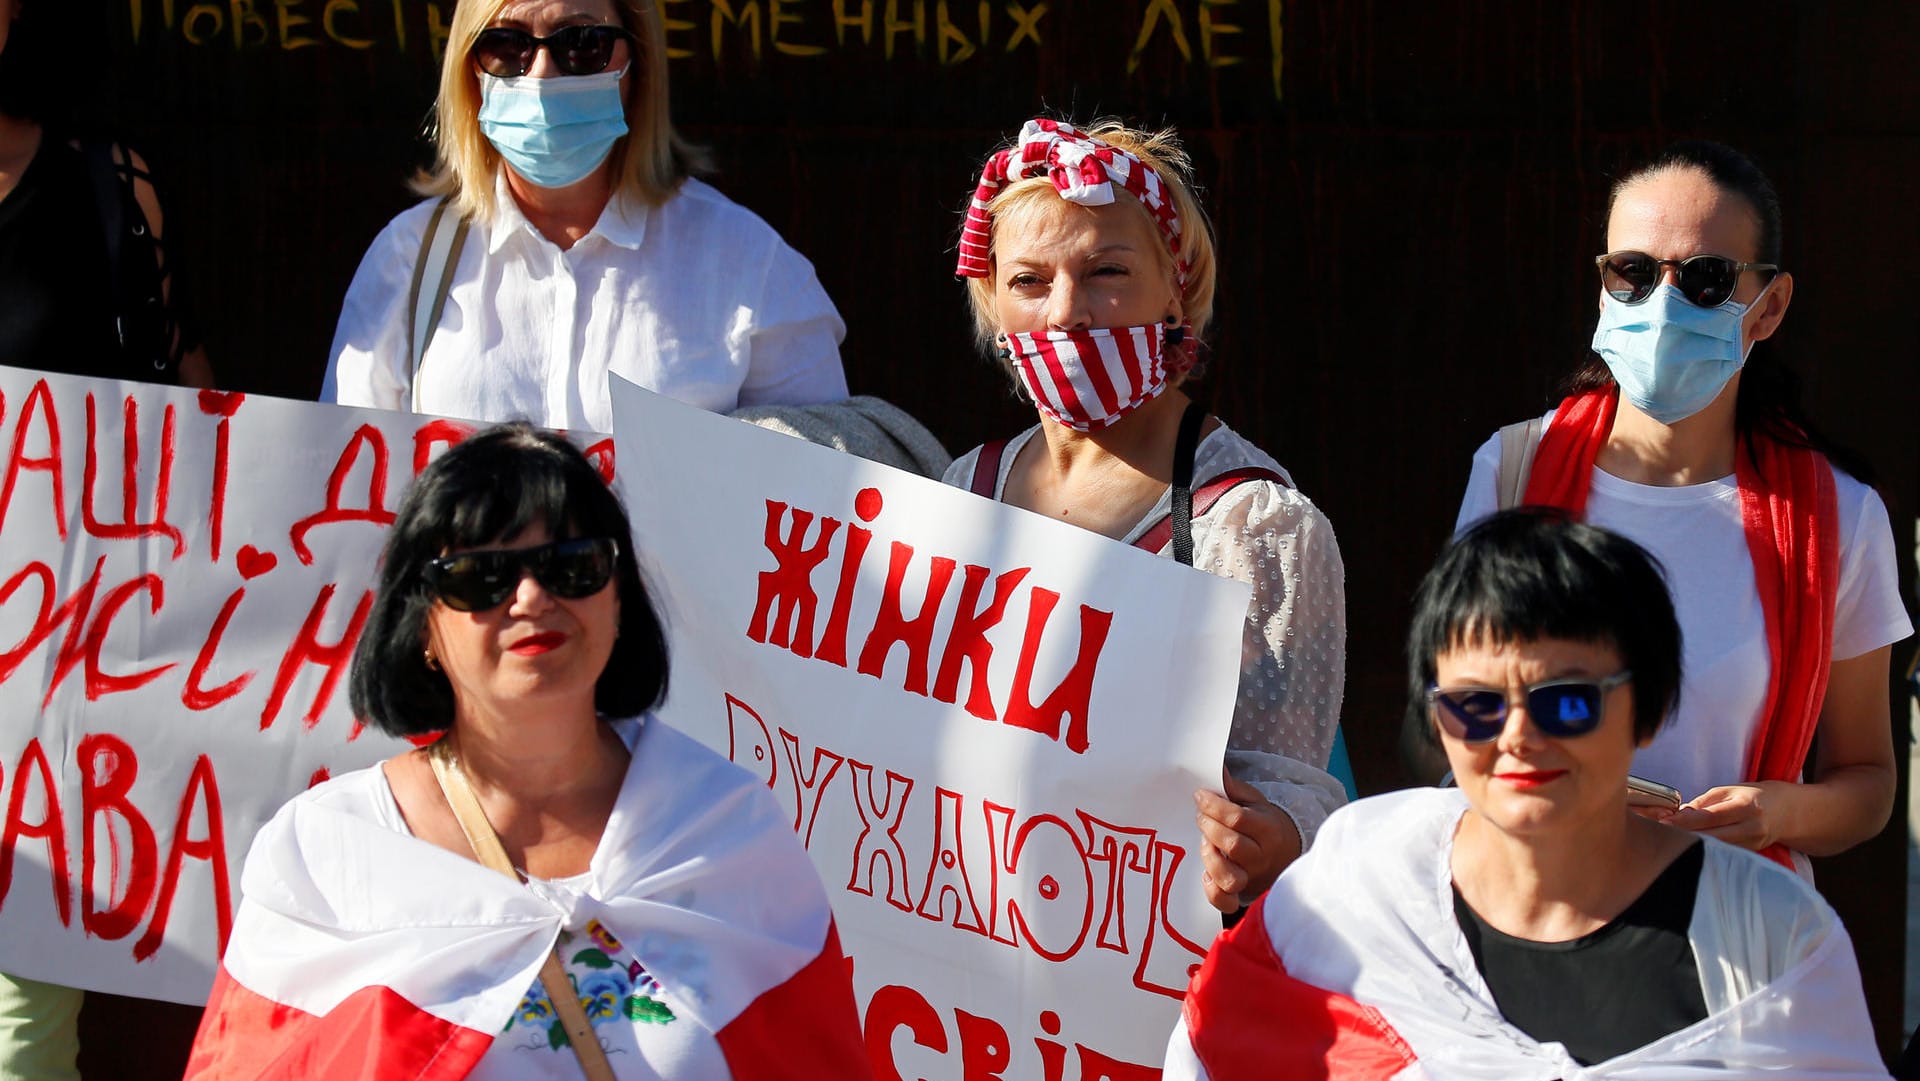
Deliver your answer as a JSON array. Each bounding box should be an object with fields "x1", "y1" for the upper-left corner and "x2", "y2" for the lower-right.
[
  {"x1": 414, "y1": 0, "x2": 710, "y2": 223},
  {"x1": 962, "y1": 121, "x2": 1218, "y2": 352}
]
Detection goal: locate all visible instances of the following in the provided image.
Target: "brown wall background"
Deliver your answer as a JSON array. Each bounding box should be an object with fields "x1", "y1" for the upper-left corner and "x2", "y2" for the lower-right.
[{"x1": 69, "y1": 0, "x2": 1920, "y2": 1062}]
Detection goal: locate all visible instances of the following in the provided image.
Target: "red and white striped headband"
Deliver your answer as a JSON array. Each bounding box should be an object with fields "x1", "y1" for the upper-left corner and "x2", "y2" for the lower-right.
[{"x1": 956, "y1": 119, "x2": 1188, "y2": 288}]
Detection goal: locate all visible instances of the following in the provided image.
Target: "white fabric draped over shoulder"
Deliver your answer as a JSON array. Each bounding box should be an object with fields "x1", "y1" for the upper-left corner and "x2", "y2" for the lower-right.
[{"x1": 1164, "y1": 788, "x2": 1890, "y2": 1080}]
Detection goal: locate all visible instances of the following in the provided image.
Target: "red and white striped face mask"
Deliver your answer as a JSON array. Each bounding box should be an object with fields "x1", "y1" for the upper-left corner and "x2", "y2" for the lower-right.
[{"x1": 1002, "y1": 322, "x2": 1186, "y2": 432}]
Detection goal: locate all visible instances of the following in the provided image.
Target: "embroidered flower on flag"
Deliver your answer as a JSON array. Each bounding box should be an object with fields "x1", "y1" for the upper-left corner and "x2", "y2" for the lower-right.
[
  {"x1": 579, "y1": 970, "x2": 630, "y2": 1022},
  {"x1": 587, "y1": 919, "x2": 624, "y2": 955}
]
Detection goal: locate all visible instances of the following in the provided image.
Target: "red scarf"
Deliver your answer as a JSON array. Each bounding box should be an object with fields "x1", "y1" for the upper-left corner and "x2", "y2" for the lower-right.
[{"x1": 1524, "y1": 387, "x2": 1839, "y2": 869}]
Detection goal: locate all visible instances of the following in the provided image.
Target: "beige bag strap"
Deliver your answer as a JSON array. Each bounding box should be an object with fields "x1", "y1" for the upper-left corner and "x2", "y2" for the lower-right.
[
  {"x1": 428, "y1": 743, "x2": 616, "y2": 1081},
  {"x1": 405, "y1": 198, "x2": 471, "y2": 414},
  {"x1": 1495, "y1": 416, "x2": 1546, "y2": 510}
]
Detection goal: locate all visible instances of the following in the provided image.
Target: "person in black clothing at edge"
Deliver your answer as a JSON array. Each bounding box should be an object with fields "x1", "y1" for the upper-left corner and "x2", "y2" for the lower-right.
[
  {"x1": 0, "y1": 0, "x2": 211, "y2": 388},
  {"x1": 0, "y1": 0, "x2": 215, "y2": 1078}
]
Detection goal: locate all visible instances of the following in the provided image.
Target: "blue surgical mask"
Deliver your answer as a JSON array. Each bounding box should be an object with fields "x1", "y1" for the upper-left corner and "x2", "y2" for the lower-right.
[
  {"x1": 1590, "y1": 282, "x2": 1767, "y2": 424},
  {"x1": 477, "y1": 68, "x2": 628, "y2": 189}
]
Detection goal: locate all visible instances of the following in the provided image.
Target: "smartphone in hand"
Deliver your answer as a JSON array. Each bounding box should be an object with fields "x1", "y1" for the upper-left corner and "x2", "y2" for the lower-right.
[{"x1": 1626, "y1": 774, "x2": 1683, "y2": 809}]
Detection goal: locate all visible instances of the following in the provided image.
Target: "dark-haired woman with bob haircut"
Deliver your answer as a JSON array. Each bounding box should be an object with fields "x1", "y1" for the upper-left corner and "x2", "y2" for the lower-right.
[
  {"x1": 1455, "y1": 141, "x2": 1909, "y2": 877},
  {"x1": 185, "y1": 425, "x2": 871, "y2": 1081},
  {"x1": 1167, "y1": 510, "x2": 1890, "y2": 1079}
]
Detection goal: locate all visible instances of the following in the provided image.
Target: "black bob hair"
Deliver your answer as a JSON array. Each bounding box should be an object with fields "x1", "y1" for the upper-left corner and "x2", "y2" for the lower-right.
[
  {"x1": 1406, "y1": 508, "x2": 1681, "y2": 746},
  {"x1": 349, "y1": 423, "x2": 668, "y2": 737}
]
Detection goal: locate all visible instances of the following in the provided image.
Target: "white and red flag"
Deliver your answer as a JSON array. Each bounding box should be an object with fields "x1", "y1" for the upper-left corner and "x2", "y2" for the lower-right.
[{"x1": 184, "y1": 717, "x2": 869, "y2": 1081}]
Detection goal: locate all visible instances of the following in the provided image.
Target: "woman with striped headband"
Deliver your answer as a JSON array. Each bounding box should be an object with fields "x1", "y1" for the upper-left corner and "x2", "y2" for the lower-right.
[{"x1": 944, "y1": 119, "x2": 1350, "y2": 916}]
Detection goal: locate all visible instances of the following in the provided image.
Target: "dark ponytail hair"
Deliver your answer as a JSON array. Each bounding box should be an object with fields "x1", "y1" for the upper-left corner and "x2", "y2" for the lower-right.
[{"x1": 1564, "y1": 140, "x2": 1872, "y2": 483}]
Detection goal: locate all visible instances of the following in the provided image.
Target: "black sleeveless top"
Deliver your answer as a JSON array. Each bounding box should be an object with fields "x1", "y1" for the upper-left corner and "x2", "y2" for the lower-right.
[
  {"x1": 0, "y1": 136, "x2": 181, "y2": 381},
  {"x1": 1454, "y1": 841, "x2": 1709, "y2": 1065}
]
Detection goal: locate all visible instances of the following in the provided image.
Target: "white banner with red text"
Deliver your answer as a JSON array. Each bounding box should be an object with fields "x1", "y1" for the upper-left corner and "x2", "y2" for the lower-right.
[
  {"x1": 612, "y1": 380, "x2": 1247, "y2": 1080},
  {"x1": 0, "y1": 366, "x2": 614, "y2": 1003}
]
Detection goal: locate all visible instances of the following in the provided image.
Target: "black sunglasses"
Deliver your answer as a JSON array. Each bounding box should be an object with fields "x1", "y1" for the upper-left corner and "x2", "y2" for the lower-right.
[
  {"x1": 422, "y1": 537, "x2": 618, "y2": 612},
  {"x1": 1595, "y1": 251, "x2": 1777, "y2": 309},
  {"x1": 1427, "y1": 671, "x2": 1632, "y2": 744},
  {"x1": 471, "y1": 25, "x2": 635, "y2": 78}
]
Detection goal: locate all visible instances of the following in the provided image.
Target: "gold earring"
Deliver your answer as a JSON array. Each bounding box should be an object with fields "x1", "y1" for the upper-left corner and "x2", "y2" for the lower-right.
[{"x1": 424, "y1": 648, "x2": 440, "y2": 672}]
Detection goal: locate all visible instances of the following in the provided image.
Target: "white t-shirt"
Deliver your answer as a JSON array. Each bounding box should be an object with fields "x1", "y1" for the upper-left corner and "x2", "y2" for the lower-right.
[
  {"x1": 321, "y1": 175, "x2": 848, "y2": 432},
  {"x1": 945, "y1": 422, "x2": 1349, "y2": 849},
  {"x1": 1456, "y1": 425, "x2": 1912, "y2": 811}
]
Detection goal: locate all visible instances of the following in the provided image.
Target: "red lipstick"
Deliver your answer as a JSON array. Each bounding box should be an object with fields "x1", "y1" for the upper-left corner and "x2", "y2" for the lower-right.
[
  {"x1": 508, "y1": 632, "x2": 566, "y2": 655},
  {"x1": 1494, "y1": 770, "x2": 1566, "y2": 789}
]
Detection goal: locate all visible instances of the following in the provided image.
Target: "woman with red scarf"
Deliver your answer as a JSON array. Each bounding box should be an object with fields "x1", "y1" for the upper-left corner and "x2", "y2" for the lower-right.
[
  {"x1": 944, "y1": 119, "x2": 1349, "y2": 916},
  {"x1": 1454, "y1": 141, "x2": 1910, "y2": 876}
]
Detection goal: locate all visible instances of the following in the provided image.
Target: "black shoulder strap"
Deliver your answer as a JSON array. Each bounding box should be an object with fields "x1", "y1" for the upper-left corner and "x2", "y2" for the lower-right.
[
  {"x1": 83, "y1": 142, "x2": 127, "y2": 349},
  {"x1": 1170, "y1": 400, "x2": 1206, "y2": 566}
]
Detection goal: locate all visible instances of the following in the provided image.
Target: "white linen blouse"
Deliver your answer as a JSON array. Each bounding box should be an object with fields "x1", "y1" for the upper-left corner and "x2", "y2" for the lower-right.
[{"x1": 321, "y1": 175, "x2": 848, "y2": 431}]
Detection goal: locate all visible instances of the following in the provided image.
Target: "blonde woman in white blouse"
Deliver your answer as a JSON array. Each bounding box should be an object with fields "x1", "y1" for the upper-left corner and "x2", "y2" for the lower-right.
[
  {"x1": 321, "y1": 0, "x2": 846, "y2": 431},
  {"x1": 944, "y1": 119, "x2": 1348, "y2": 915}
]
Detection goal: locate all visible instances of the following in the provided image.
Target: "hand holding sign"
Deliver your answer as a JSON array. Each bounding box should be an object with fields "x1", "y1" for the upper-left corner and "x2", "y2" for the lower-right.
[{"x1": 1194, "y1": 774, "x2": 1301, "y2": 912}]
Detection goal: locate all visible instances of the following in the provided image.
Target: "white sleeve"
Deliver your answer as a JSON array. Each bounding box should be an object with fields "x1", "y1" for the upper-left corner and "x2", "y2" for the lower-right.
[
  {"x1": 1453, "y1": 431, "x2": 1502, "y2": 536},
  {"x1": 1831, "y1": 479, "x2": 1913, "y2": 660},
  {"x1": 732, "y1": 235, "x2": 849, "y2": 408},
  {"x1": 941, "y1": 446, "x2": 983, "y2": 490},
  {"x1": 319, "y1": 213, "x2": 421, "y2": 410},
  {"x1": 1161, "y1": 1013, "x2": 1210, "y2": 1081},
  {"x1": 1192, "y1": 483, "x2": 1348, "y2": 850}
]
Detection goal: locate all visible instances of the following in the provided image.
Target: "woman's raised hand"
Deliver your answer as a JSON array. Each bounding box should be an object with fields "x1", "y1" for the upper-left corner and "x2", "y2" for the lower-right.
[{"x1": 1194, "y1": 775, "x2": 1304, "y2": 913}]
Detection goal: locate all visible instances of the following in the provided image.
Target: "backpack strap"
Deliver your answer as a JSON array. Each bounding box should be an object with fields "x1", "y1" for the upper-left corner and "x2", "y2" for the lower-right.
[
  {"x1": 969, "y1": 439, "x2": 1010, "y2": 497},
  {"x1": 1495, "y1": 415, "x2": 1546, "y2": 510},
  {"x1": 405, "y1": 197, "x2": 472, "y2": 412}
]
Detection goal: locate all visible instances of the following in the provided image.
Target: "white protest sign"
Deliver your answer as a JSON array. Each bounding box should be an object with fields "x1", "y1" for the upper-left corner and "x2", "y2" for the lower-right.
[
  {"x1": 0, "y1": 366, "x2": 615, "y2": 1003},
  {"x1": 612, "y1": 380, "x2": 1249, "y2": 1078}
]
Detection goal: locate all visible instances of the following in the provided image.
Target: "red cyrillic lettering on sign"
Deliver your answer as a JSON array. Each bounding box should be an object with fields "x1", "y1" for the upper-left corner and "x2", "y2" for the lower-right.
[
  {"x1": 259, "y1": 585, "x2": 374, "y2": 733},
  {"x1": 78, "y1": 734, "x2": 158, "y2": 942},
  {"x1": 815, "y1": 517, "x2": 871, "y2": 668},
  {"x1": 777, "y1": 728, "x2": 845, "y2": 848},
  {"x1": 932, "y1": 565, "x2": 1031, "y2": 720},
  {"x1": 1133, "y1": 840, "x2": 1211, "y2": 999},
  {"x1": 1077, "y1": 813, "x2": 1157, "y2": 956},
  {"x1": 582, "y1": 438, "x2": 615, "y2": 484},
  {"x1": 0, "y1": 380, "x2": 68, "y2": 539},
  {"x1": 916, "y1": 786, "x2": 986, "y2": 936},
  {"x1": 855, "y1": 543, "x2": 958, "y2": 697},
  {"x1": 81, "y1": 394, "x2": 184, "y2": 558},
  {"x1": 0, "y1": 739, "x2": 71, "y2": 926},
  {"x1": 197, "y1": 391, "x2": 246, "y2": 563},
  {"x1": 865, "y1": 983, "x2": 948, "y2": 1081},
  {"x1": 182, "y1": 586, "x2": 255, "y2": 711},
  {"x1": 953, "y1": 1008, "x2": 1012, "y2": 1081},
  {"x1": 844, "y1": 759, "x2": 915, "y2": 912},
  {"x1": 746, "y1": 501, "x2": 840, "y2": 657},
  {"x1": 410, "y1": 418, "x2": 473, "y2": 476},
  {"x1": 13, "y1": 557, "x2": 109, "y2": 709},
  {"x1": 994, "y1": 812, "x2": 1094, "y2": 963},
  {"x1": 135, "y1": 754, "x2": 232, "y2": 961},
  {"x1": 79, "y1": 574, "x2": 177, "y2": 700},
  {"x1": 288, "y1": 424, "x2": 398, "y2": 565},
  {"x1": 1002, "y1": 589, "x2": 1112, "y2": 755}
]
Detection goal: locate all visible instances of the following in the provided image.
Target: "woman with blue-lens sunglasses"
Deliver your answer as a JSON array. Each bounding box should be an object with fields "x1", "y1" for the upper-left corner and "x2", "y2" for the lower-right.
[
  {"x1": 1452, "y1": 141, "x2": 1908, "y2": 878},
  {"x1": 1166, "y1": 510, "x2": 1888, "y2": 1077}
]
